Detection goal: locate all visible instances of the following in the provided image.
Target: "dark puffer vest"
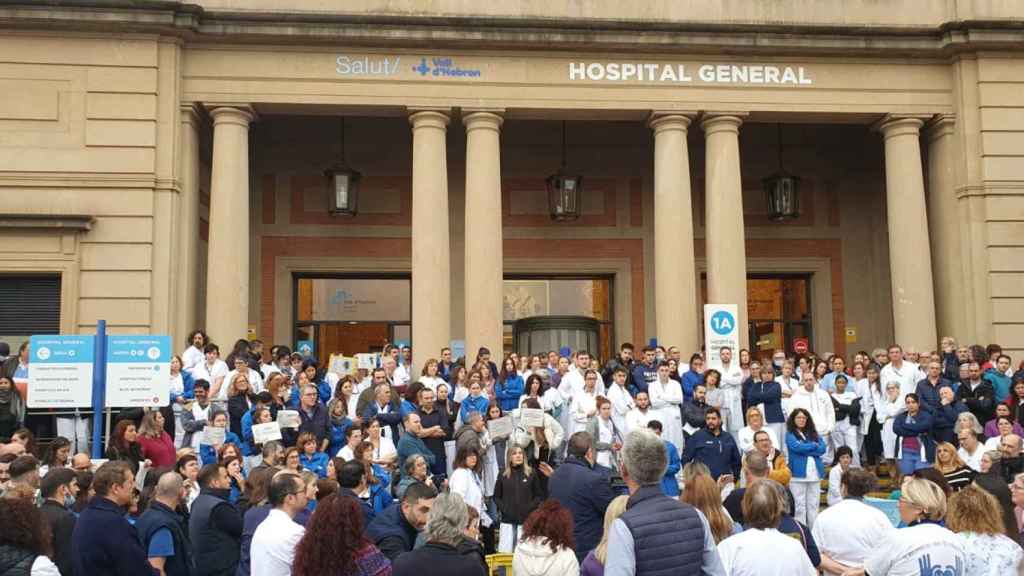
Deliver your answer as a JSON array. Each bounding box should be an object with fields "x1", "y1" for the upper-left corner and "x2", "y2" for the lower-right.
[
  {"x1": 619, "y1": 485, "x2": 705, "y2": 576},
  {"x1": 0, "y1": 545, "x2": 35, "y2": 576}
]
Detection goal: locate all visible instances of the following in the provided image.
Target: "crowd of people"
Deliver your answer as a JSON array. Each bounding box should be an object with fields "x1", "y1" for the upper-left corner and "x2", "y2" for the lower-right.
[{"x1": 0, "y1": 333, "x2": 1023, "y2": 575}]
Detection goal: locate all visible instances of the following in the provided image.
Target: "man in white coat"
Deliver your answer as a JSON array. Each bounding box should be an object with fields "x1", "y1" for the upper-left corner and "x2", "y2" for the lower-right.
[
  {"x1": 648, "y1": 363, "x2": 684, "y2": 454},
  {"x1": 606, "y1": 367, "x2": 635, "y2": 435},
  {"x1": 710, "y1": 346, "x2": 744, "y2": 436},
  {"x1": 625, "y1": 392, "x2": 656, "y2": 434},
  {"x1": 880, "y1": 344, "x2": 919, "y2": 400}
]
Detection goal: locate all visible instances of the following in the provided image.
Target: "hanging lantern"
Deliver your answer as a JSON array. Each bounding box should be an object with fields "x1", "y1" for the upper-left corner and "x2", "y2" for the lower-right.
[
  {"x1": 325, "y1": 117, "x2": 360, "y2": 216},
  {"x1": 763, "y1": 124, "x2": 800, "y2": 221},
  {"x1": 547, "y1": 121, "x2": 583, "y2": 221}
]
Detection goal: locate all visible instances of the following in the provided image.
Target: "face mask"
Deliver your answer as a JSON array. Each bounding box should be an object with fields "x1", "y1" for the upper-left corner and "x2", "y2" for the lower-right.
[
  {"x1": 773, "y1": 359, "x2": 783, "y2": 368},
  {"x1": 63, "y1": 492, "x2": 76, "y2": 509},
  {"x1": 656, "y1": 353, "x2": 665, "y2": 362}
]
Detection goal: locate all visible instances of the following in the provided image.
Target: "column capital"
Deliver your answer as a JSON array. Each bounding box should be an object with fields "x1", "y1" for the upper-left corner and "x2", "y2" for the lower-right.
[
  {"x1": 408, "y1": 109, "x2": 450, "y2": 130},
  {"x1": 208, "y1": 105, "x2": 256, "y2": 128},
  {"x1": 648, "y1": 112, "x2": 696, "y2": 133},
  {"x1": 700, "y1": 113, "x2": 747, "y2": 135},
  {"x1": 874, "y1": 114, "x2": 930, "y2": 139},
  {"x1": 180, "y1": 103, "x2": 203, "y2": 126},
  {"x1": 463, "y1": 111, "x2": 504, "y2": 133},
  {"x1": 926, "y1": 113, "x2": 956, "y2": 142}
]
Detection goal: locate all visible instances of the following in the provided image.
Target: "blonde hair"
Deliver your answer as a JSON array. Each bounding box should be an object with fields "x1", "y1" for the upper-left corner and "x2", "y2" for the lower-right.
[
  {"x1": 503, "y1": 445, "x2": 533, "y2": 479},
  {"x1": 935, "y1": 441, "x2": 966, "y2": 473},
  {"x1": 947, "y1": 484, "x2": 1009, "y2": 536},
  {"x1": 682, "y1": 473, "x2": 734, "y2": 543},
  {"x1": 901, "y1": 478, "x2": 947, "y2": 521},
  {"x1": 594, "y1": 495, "x2": 629, "y2": 564},
  {"x1": 745, "y1": 406, "x2": 764, "y2": 424}
]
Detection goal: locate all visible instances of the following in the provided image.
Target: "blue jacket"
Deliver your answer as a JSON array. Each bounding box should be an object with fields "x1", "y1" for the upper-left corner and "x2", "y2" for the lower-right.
[
  {"x1": 548, "y1": 456, "x2": 617, "y2": 561},
  {"x1": 327, "y1": 416, "x2": 353, "y2": 457},
  {"x1": 662, "y1": 440, "x2": 681, "y2": 497},
  {"x1": 300, "y1": 451, "x2": 331, "y2": 478},
  {"x1": 172, "y1": 370, "x2": 196, "y2": 405},
  {"x1": 396, "y1": 432, "x2": 436, "y2": 474},
  {"x1": 893, "y1": 410, "x2": 937, "y2": 463},
  {"x1": 239, "y1": 407, "x2": 261, "y2": 456},
  {"x1": 933, "y1": 401, "x2": 967, "y2": 444},
  {"x1": 786, "y1": 431, "x2": 827, "y2": 479},
  {"x1": 363, "y1": 401, "x2": 402, "y2": 441},
  {"x1": 746, "y1": 380, "x2": 785, "y2": 424},
  {"x1": 681, "y1": 428, "x2": 742, "y2": 480},
  {"x1": 200, "y1": 429, "x2": 242, "y2": 466},
  {"x1": 631, "y1": 362, "x2": 658, "y2": 396},
  {"x1": 237, "y1": 504, "x2": 271, "y2": 576},
  {"x1": 366, "y1": 501, "x2": 418, "y2": 561},
  {"x1": 72, "y1": 497, "x2": 158, "y2": 576},
  {"x1": 495, "y1": 375, "x2": 524, "y2": 412},
  {"x1": 984, "y1": 369, "x2": 1011, "y2": 403},
  {"x1": 459, "y1": 394, "x2": 489, "y2": 424},
  {"x1": 315, "y1": 379, "x2": 332, "y2": 405},
  {"x1": 681, "y1": 370, "x2": 703, "y2": 402},
  {"x1": 915, "y1": 378, "x2": 954, "y2": 417}
]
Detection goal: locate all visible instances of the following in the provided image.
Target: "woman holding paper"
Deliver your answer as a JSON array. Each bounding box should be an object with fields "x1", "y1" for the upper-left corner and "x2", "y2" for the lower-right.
[{"x1": 199, "y1": 410, "x2": 242, "y2": 466}]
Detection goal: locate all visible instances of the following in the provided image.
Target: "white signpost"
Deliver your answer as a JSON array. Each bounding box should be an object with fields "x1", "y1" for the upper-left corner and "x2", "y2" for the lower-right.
[
  {"x1": 105, "y1": 336, "x2": 171, "y2": 408},
  {"x1": 703, "y1": 304, "x2": 740, "y2": 366}
]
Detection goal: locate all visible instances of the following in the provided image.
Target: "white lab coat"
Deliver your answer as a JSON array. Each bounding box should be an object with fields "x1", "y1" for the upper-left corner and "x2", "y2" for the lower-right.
[
  {"x1": 450, "y1": 467, "x2": 492, "y2": 527},
  {"x1": 873, "y1": 390, "x2": 904, "y2": 459},
  {"x1": 571, "y1": 389, "x2": 598, "y2": 434},
  {"x1": 607, "y1": 383, "x2": 635, "y2": 434},
  {"x1": 787, "y1": 386, "x2": 836, "y2": 436},
  {"x1": 717, "y1": 528, "x2": 817, "y2": 576},
  {"x1": 625, "y1": 408, "x2": 655, "y2": 434},
  {"x1": 648, "y1": 377, "x2": 684, "y2": 453},
  {"x1": 714, "y1": 361, "x2": 745, "y2": 434}
]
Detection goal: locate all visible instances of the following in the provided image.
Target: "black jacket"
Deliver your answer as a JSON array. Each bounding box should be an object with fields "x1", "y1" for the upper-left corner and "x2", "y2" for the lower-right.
[
  {"x1": 39, "y1": 500, "x2": 76, "y2": 576},
  {"x1": 493, "y1": 465, "x2": 544, "y2": 525},
  {"x1": 72, "y1": 497, "x2": 158, "y2": 576},
  {"x1": 392, "y1": 542, "x2": 486, "y2": 576},
  {"x1": 188, "y1": 488, "x2": 242, "y2": 576},
  {"x1": 955, "y1": 379, "x2": 996, "y2": 425},
  {"x1": 975, "y1": 467, "x2": 1019, "y2": 543},
  {"x1": 0, "y1": 544, "x2": 34, "y2": 576},
  {"x1": 136, "y1": 500, "x2": 194, "y2": 576}
]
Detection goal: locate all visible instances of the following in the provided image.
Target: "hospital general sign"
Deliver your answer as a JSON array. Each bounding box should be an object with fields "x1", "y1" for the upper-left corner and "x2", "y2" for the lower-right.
[
  {"x1": 568, "y1": 62, "x2": 813, "y2": 85},
  {"x1": 334, "y1": 53, "x2": 813, "y2": 86}
]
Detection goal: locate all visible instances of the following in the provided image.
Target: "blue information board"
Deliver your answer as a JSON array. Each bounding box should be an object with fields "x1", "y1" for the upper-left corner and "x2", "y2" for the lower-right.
[{"x1": 27, "y1": 335, "x2": 95, "y2": 408}]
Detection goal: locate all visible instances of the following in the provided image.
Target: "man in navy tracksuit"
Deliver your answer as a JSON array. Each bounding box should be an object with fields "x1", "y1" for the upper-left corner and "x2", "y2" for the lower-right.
[{"x1": 681, "y1": 407, "x2": 741, "y2": 481}]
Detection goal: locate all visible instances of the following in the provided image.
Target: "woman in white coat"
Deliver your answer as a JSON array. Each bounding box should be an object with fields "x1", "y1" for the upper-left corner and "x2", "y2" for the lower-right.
[
  {"x1": 449, "y1": 445, "x2": 493, "y2": 529},
  {"x1": 873, "y1": 380, "x2": 904, "y2": 463},
  {"x1": 648, "y1": 363, "x2": 684, "y2": 454},
  {"x1": 570, "y1": 370, "x2": 599, "y2": 435}
]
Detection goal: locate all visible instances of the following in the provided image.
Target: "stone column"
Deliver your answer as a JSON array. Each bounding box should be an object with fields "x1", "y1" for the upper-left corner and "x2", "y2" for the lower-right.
[
  {"x1": 205, "y1": 106, "x2": 254, "y2": 346},
  {"x1": 879, "y1": 115, "x2": 938, "y2": 350},
  {"x1": 463, "y1": 111, "x2": 505, "y2": 362},
  {"x1": 702, "y1": 114, "x2": 749, "y2": 351},
  {"x1": 177, "y1": 104, "x2": 202, "y2": 337},
  {"x1": 926, "y1": 115, "x2": 966, "y2": 341},
  {"x1": 409, "y1": 110, "x2": 452, "y2": 371},
  {"x1": 649, "y1": 113, "x2": 699, "y2": 353}
]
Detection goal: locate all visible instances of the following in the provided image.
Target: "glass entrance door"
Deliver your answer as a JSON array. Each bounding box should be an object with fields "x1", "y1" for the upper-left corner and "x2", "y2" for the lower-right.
[{"x1": 746, "y1": 275, "x2": 812, "y2": 357}]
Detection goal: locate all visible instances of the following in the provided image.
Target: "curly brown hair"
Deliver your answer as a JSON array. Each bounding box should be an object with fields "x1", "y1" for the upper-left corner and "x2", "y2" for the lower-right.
[
  {"x1": 522, "y1": 499, "x2": 575, "y2": 553},
  {"x1": 0, "y1": 497, "x2": 52, "y2": 557},
  {"x1": 292, "y1": 494, "x2": 369, "y2": 576}
]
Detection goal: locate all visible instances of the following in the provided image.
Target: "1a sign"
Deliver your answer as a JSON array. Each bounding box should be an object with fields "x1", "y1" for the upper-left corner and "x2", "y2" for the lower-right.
[
  {"x1": 106, "y1": 336, "x2": 170, "y2": 408},
  {"x1": 27, "y1": 335, "x2": 94, "y2": 408},
  {"x1": 703, "y1": 304, "x2": 740, "y2": 365}
]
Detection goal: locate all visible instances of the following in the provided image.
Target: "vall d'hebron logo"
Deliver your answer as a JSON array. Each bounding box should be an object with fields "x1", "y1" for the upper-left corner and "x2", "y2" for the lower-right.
[{"x1": 334, "y1": 55, "x2": 481, "y2": 78}]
